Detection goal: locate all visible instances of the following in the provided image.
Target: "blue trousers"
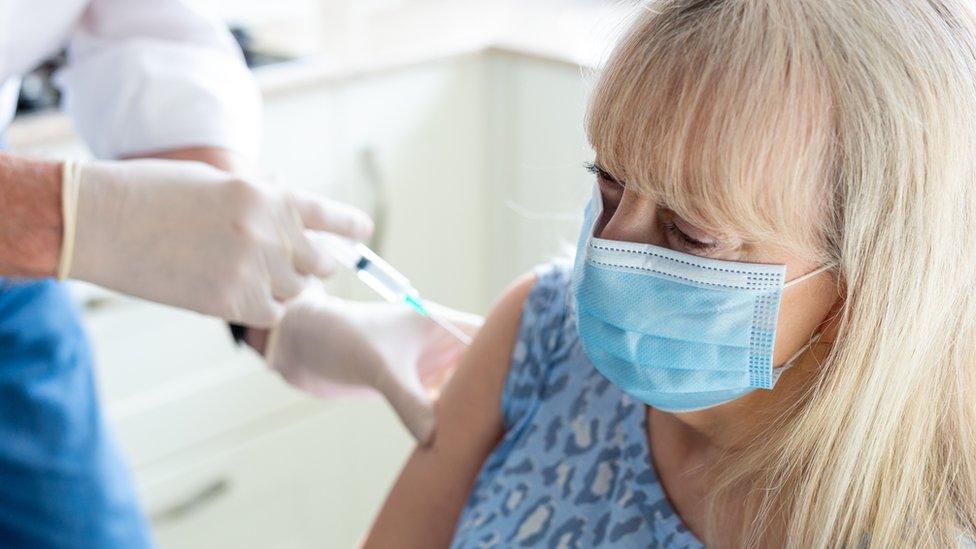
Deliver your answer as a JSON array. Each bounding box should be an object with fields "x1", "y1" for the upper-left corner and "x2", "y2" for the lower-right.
[{"x1": 0, "y1": 278, "x2": 152, "y2": 548}]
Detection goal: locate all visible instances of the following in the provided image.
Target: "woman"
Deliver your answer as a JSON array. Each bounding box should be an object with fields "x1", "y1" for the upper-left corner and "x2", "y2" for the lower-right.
[{"x1": 364, "y1": 0, "x2": 976, "y2": 546}]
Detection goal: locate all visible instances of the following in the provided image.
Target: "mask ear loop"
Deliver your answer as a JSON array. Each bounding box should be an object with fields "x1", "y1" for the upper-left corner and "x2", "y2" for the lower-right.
[
  {"x1": 783, "y1": 263, "x2": 833, "y2": 289},
  {"x1": 586, "y1": 184, "x2": 604, "y2": 241},
  {"x1": 771, "y1": 331, "x2": 825, "y2": 383},
  {"x1": 772, "y1": 263, "x2": 836, "y2": 383}
]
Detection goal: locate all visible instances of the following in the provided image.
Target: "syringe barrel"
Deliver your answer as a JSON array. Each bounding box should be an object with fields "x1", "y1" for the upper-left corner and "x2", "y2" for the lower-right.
[
  {"x1": 314, "y1": 232, "x2": 419, "y2": 303},
  {"x1": 355, "y1": 245, "x2": 419, "y2": 300}
]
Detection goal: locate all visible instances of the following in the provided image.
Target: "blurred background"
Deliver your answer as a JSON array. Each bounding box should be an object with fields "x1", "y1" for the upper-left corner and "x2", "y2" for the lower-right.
[{"x1": 8, "y1": 1, "x2": 633, "y2": 546}]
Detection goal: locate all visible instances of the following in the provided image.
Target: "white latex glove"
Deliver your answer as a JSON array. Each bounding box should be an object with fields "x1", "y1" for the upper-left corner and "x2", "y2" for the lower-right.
[
  {"x1": 265, "y1": 288, "x2": 483, "y2": 445},
  {"x1": 58, "y1": 159, "x2": 372, "y2": 328}
]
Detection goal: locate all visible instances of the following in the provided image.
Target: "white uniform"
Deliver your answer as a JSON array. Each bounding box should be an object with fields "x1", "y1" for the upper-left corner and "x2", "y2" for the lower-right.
[{"x1": 0, "y1": 0, "x2": 261, "y2": 157}]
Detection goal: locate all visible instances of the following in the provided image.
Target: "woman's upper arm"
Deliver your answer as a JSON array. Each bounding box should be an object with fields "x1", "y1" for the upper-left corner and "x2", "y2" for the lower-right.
[{"x1": 363, "y1": 272, "x2": 539, "y2": 549}]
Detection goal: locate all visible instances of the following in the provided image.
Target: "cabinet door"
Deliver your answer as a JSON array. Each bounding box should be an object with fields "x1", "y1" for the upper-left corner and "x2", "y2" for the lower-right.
[
  {"x1": 142, "y1": 400, "x2": 413, "y2": 549},
  {"x1": 483, "y1": 52, "x2": 594, "y2": 296},
  {"x1": 78, "y1": 286, "x2": 243, "y2": 407},
  {"x1": 75, "y1": 283, "x2": 309, "y2": 470},
  {"x1": 258, "y1": 62, "x2": 490, "y2": 306},
  {"x1": 320, "y1": 51, "x2": 595, "y2": 311},
  {"x1": 328, "y1": 55, "x2": 493, "y2": 311}
]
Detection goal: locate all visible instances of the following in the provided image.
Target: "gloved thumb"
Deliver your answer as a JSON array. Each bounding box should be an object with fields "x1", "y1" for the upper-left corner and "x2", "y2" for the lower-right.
[{"x1": 372, "y1": 363, "x2": 436, "y2": 446}]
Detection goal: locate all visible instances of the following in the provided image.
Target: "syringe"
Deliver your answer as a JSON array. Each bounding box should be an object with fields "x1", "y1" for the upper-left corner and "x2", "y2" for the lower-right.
[{"x1": 315, "y1": 233, "x2": 473, "y2": 346}]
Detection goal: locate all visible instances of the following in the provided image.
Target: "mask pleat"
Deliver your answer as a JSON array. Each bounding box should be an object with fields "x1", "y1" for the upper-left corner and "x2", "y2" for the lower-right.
[
  {"x1": 576, "y1": 309, "x2": 749, "y2": 372},
  {"x1": 576, "y1": 262, "x2": 760, "y2": 346},
  {"x1": 582, "y1": 342, "x2": 754, "y2": 393}
]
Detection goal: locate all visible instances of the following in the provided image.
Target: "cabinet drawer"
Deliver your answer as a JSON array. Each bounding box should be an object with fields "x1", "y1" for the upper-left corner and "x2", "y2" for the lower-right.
[
  {"x1": 108, "y1": 357, "x2": 305, "y2": 469},
  {"x1": 75, "y1": 283, "x2": 244, "y2": 406},
  {"x1": 75, "y1": 283, "x2": 311, "y2": 468},
  {"x1": 139, "y1": 400, "x2": 413, "y2": 549}
]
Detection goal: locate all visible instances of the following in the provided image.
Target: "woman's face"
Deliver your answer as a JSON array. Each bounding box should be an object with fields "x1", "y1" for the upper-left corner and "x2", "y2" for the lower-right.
[{"x1": 589, "y1": 161, "x2": 839, "y2": 382}]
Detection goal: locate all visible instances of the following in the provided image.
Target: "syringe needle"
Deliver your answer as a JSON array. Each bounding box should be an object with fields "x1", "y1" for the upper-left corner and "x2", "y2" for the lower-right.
[
  {"x1": 426, "y1": 311, "x2": 474, "y2": 346},
  {"x1": 403, "y1": 295, "x2": 473, "y2": 345}
]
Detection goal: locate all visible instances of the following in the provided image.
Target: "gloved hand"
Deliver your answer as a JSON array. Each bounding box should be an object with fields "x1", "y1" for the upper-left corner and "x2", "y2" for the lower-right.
[
  {"x1": 265, "y1": 288, "x2": 483, "y2": 445},
  {"x1": 59, "y1": 159, "x2": 372, "y2": 328}
]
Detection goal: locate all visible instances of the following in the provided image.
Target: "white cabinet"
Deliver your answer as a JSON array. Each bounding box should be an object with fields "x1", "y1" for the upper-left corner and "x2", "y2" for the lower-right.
[
  {"x1": 275, "y1": 49, "x2": 594, "y2": 313},
  {"x1": 481, "y1": 51, "x2": 595, "y2": 294},
  {"x1": 6, "y1": 47, "x2": 593, "y2": 547},
  {"x1": 142, "y1": 400, "x2": 412, "y2": 549}
]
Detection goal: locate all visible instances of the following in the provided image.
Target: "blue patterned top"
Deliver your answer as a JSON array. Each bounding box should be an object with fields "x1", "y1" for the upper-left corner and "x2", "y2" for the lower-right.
[{"x1": 451, "y1": 264, "x2": 704, "y2": 548}]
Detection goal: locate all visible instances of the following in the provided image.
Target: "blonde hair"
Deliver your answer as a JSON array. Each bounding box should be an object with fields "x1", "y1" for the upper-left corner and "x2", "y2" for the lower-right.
[{"x1": 587, "y1": 1, "x2": 976, "y2": 546}]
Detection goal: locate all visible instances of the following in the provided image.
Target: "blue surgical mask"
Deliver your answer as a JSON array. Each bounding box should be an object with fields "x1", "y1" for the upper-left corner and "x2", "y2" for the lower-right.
[{"x1": 571, "y1": 187, "x2": 829, "y2": 413}]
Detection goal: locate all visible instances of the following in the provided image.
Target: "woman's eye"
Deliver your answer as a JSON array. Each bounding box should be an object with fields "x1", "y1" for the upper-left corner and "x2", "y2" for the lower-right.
[
  {"x1": 585, "y1": 162, "x2": 624, "y2": 209},
  {"x1": 585, "y1": 162, "x2": 623, "y2": 188},
  {"x1": 664, "y1": 221, "x2": 718, "y2": 251}
]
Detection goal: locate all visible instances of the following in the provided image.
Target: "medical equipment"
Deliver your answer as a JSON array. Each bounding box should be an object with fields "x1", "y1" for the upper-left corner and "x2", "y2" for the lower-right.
[{"x1": 317, "y1": 234, "x2": 473, "y2": 345}]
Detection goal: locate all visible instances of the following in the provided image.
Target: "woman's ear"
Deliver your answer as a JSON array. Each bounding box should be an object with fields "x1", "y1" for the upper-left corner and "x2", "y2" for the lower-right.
[{"x1": 816, "y1": 284, "x2": 846, "y2": 346}]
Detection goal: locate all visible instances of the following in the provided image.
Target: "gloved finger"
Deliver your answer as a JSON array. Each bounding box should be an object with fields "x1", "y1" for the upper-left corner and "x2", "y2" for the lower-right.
[
  {"x1": 382, "y1": 380, "x2": 437, "y2": 446},
  {"x1": 273, "y1": 272, "x2": 311, "y2": 302},
  {"x1": 290, "y1": 192, "x2": 374, "y2": 241},
  {"x1": 225, "y1": 265, "x2": 289, "y2": 328},
  {"x1": 293, "y1": 230, "x2": 340, "y2": 278},
  {"x1": 267, "y1": 250, "x2": 312, "y2": 301},
  {"x1": 238, "y1": 294, "x2": 287, "y2": 329},
  {"x1": 372, "y1": 354, "x2": 437, "y2": 446}
]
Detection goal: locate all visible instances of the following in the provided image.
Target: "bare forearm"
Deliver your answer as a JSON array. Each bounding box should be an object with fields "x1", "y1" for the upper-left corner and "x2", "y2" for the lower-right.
[
  {"x1": 0, "y1": 147, "x2": 249, "y2": 280},
  {"x1": 0, "y1": 153, "x2": 64, "y2": 277}
]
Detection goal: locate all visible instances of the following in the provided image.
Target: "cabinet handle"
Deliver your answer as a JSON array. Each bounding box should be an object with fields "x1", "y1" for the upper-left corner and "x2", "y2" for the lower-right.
[
  {"x1": 150, "y1": 477, "x2": 232, "y2": 525},
  {"x1": 82, "y1": 295, "x2": 117, "y2": 312}
]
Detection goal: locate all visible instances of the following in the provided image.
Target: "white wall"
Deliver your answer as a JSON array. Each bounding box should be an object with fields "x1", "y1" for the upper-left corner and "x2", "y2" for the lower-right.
[{"x1": 185, "y1": 0, "x2": 632, "y2": 64}]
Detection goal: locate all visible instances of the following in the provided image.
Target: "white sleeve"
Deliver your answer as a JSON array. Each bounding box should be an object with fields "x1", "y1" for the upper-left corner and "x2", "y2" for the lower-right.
[{"x1": 55, "y1": 0, "x2": 262, "y2": 159}]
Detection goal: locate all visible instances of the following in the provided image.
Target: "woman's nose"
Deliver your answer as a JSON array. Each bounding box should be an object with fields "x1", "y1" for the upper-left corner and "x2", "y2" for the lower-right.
[{"x1": 597, "y1": 191, "x2": 664, "y2": 246}]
